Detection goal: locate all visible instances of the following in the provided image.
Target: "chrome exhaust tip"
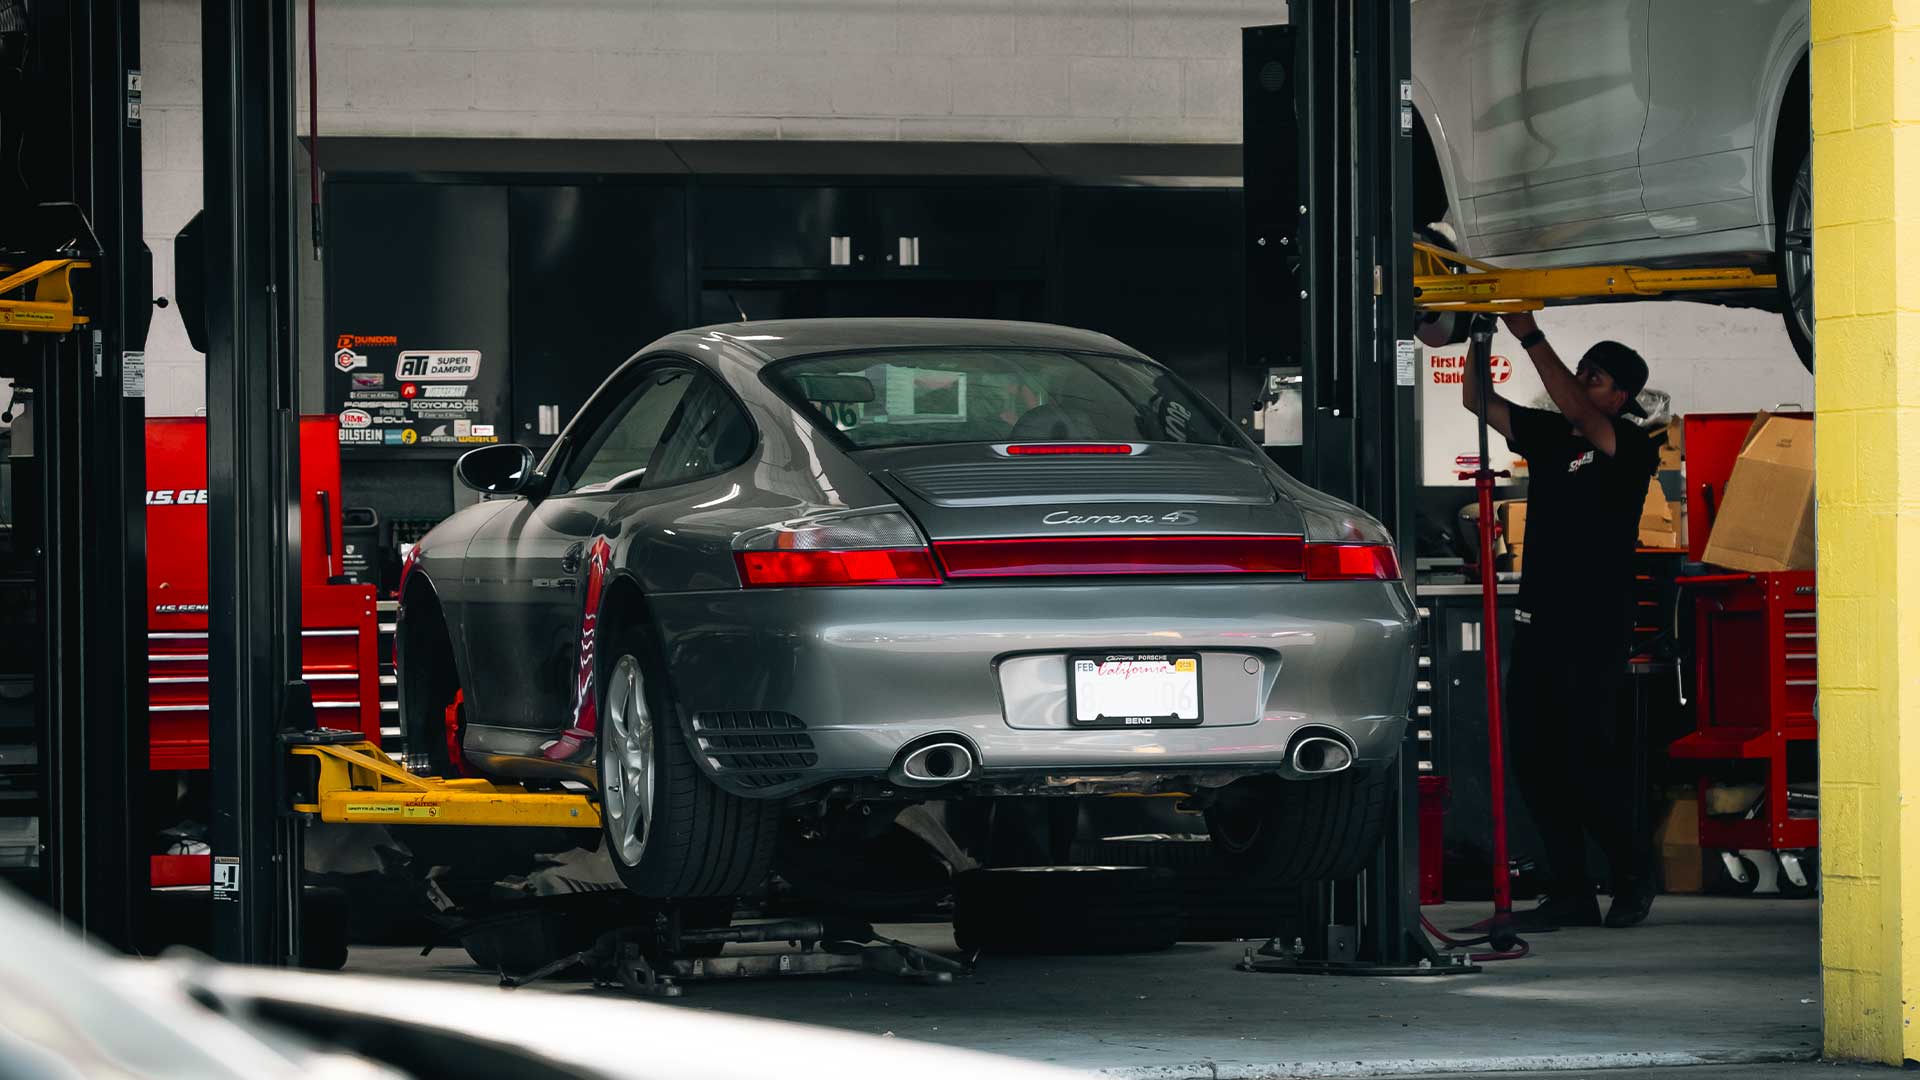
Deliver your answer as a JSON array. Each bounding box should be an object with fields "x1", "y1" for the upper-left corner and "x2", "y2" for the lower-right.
[
  {"x1": 1285, "y1": 733, "x2": 1355, "y2": 779},
  {"x1": 891, "y1": 740, "x2": 976, "y2": 786}
]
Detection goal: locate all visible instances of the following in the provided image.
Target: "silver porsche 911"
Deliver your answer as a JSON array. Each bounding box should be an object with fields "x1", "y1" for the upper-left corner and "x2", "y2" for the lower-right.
[{"x1": 398, "y1": 319, "x2": 1416, "y2": 899}]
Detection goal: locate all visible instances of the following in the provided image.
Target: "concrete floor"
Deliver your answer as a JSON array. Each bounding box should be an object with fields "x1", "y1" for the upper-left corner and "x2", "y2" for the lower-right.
[{"x1": 348, "y1": 895, "x2": 1820, "y2": 1078}]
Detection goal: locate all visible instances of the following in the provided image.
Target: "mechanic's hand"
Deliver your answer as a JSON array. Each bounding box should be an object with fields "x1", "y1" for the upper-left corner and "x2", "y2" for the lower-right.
[{"x1": 1501, "y1": 311, "x2": 1540, "y2": 340}]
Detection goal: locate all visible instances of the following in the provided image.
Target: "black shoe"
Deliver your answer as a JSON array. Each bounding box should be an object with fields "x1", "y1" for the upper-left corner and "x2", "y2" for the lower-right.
[
  {"x1": 1605, "y1": 881, "x2": 1656, "y2": 928},
  {"x1": 1510, "y1": 894, "x2": 1603, "y2": 933}
]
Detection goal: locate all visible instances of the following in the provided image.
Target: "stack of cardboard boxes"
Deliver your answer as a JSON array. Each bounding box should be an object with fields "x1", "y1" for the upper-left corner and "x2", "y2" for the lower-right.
[{"x1": 1638, "y1": 419, "x2": 1686, "y2": 550}]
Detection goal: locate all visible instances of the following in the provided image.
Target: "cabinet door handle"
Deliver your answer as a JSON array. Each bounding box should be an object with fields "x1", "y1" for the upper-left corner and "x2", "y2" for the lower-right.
[
  {"x1": 898, "y1": 236, "x2": 920, "y2": 267},
  {"x1": 829, "y1": 236, "x2": 852, "y2": 265}
]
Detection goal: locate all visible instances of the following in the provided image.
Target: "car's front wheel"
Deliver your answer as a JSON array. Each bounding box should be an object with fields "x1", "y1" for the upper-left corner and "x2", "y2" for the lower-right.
[
  {"x1": 597, "y1": 630, "x2": 779, "y2": 899},
  {"x1": 1204, "y1": 765, "x2": 1392, "y2": 886}
]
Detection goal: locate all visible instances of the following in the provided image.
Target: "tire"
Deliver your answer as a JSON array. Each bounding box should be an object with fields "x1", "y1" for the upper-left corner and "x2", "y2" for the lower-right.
[
  {"x1": 1778, "y1": 148, "x2": 1813, "y2": 371},
  {"x1": 597, "y1": 627, "x2": 779, "y2": 900},
  {"x1": 953, "y1": 866, "x2": 1180, "y2": 955},
  {"x1": 1777, "y1": 850, "x2": 1818, "y2": 900},
  {"x1": 1204, "y1": 767, "x2": 1392, "y2": 886}
]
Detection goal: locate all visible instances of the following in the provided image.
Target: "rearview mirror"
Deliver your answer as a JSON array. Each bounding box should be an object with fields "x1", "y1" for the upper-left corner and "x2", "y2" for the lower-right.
[
  {"x1": 455, "y1": 443, "x2": 537, "y2": 496},
  {"x1": 796, "y1": 374, "x2": 876, "y2": 404}
]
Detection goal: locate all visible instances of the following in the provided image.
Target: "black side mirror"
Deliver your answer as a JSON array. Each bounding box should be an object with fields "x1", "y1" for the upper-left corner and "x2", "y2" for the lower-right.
[{"x1": 456, "y1": 443, "x2": 537, "y2": 497}]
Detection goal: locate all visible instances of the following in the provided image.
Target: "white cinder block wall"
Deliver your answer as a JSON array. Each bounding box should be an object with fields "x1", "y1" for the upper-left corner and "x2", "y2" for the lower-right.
[{"x1": 135, "y1": 0, "x2": 1813, "y2": 422}]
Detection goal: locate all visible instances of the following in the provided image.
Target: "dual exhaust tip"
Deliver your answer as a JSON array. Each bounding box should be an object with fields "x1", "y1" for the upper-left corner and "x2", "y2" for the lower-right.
[
  {"x1": 890, "y1": 739, "x2": 977, "y2": 787},
  {"x1": 884, "y1": 730, "x2": 1351, "y2": 787}
]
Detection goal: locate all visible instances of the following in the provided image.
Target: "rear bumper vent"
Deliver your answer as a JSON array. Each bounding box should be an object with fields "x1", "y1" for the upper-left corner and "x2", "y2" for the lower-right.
[{"x1": 692, "y1": 711, "x2": 817, "y2": 790}]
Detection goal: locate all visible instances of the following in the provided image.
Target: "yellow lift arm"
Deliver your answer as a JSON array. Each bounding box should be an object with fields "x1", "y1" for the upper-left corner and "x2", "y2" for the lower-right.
[
  {"x1": 0, "y1": 259, "x2": 91, "y2": 333},
  {"x1": 290, "y1": 739, "x2": 600, "y2": 829},
  {"x1": 1412, "y1": 241, "x2": 1776, "y2": 313}
]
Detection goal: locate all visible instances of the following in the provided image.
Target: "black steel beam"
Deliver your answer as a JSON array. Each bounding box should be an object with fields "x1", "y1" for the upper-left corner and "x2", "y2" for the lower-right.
[
  {"x1": 202, "y1": 0, "x2": 303, "y2": 964},
  {"x1": 1250, "y1": 0, "x2": 1427, "y2": 968},
  {"x1": 22, "y1": 0, "x2": 152, "y2": 951}
]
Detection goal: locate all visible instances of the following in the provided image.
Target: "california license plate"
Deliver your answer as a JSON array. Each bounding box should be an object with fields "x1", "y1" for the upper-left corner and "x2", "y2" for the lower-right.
[{"x1": 1068, "y1": 653, "x2": 1203, "y2": 728}]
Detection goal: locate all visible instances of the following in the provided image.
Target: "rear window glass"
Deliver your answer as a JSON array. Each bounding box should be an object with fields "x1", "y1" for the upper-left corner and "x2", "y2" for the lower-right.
[{"x1": 765, "y1": 348, "x2": 1239, "y2": 451}]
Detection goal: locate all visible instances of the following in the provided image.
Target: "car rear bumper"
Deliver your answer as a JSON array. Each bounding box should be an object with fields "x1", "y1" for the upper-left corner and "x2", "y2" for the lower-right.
[{"x1": 648, "y1": 580, "x2": 1417, "y2": 799}]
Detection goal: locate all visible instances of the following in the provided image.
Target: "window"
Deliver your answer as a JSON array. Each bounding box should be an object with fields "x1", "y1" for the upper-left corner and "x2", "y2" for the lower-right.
[
  {"x1": 563, "y1": 368, "x2": 694, "y2": 495},
  {"x1": 557, "y1": 363, "x2": 755, "y2": 496},
  {"x1": 644, "y1": 374, "x2": 756, "y2": 488},
  {"x1": 764, "y1": 348, "x2": 1239, "y2": 451}
]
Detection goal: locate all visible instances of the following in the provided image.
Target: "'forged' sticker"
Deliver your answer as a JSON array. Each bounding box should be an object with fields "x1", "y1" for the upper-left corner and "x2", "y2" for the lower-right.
[{"x1": 396, "y1": 350, "x2": 480, "y2": 381}]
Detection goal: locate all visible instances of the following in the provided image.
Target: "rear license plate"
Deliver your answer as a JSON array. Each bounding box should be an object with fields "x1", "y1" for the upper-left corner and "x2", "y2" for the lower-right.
[{"x1": 1068, "y1": 652, "x2": 1203, "y2": 728}]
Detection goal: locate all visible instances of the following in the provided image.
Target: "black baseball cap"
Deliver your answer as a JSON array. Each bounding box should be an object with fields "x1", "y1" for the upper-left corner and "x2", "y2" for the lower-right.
[{"x1": 1582, "y1": 340, "x2": 1649, "y2": 417}]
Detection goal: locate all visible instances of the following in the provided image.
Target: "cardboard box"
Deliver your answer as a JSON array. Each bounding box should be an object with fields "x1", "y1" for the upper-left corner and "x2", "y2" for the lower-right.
[
  {"x1": 1701, "y1": 413, "x2": 1816, "y2": 572},
  {"x1": 1659, "y1": 795, "x2": 1703, "y2": 894},
  {"x1": 1495, "y1": 499, "x2": 1527, "y2": 545},
  {"x1": 1656, "y1": 418, "x2": 1684, "y2": 472},
  {"x1": 1638, "y1": 478, "x2": 1678, "y2": 548}
]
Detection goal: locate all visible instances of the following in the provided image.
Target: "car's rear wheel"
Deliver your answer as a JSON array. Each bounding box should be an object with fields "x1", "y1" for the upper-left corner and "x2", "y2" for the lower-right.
[
  {"x1": 1779, "y1": 148, "x2": 1813, "y2": 371},
  {"x1": 596, "y1": 629, "x2": 779, "y2": 900},
  {"x1": 1204, "y1": 765, "x2": 1392, "y2": 886}
]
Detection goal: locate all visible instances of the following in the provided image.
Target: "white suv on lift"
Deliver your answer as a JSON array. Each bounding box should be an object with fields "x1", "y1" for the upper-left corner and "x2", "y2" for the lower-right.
[{"x1": 1411, "y1": 0, "x2": 1812, "y2": 366}]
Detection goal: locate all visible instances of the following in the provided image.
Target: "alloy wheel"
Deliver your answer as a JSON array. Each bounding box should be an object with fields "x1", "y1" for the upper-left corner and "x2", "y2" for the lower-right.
[{"x1": 601, "y1": 653, "x2": 655, "y2": 866}]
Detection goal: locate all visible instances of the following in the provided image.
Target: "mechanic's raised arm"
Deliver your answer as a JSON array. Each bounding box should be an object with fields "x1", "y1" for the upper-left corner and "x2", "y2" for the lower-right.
[
  {"x1": 1459, "y1": 339, "x2": 1514, "y2": 442},
  {"x1": 1500, "y1": 311, "x2": 1618, "y2": 457}
]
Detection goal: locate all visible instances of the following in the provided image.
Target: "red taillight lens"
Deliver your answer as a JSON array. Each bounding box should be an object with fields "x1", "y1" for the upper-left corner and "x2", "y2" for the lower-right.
[
  {"x1": 1003, "y1": 443, "x2": 1135, "y2": 456},
  {"x1": 1303, "y1": 543, "x2": 1401, "y2": 581},
  {"x1": 934, "y1": 535, "x2": 1304, "y2": 578},
  {"x1": 736, "y1": 548, "x2": 942, "y2": 588}
]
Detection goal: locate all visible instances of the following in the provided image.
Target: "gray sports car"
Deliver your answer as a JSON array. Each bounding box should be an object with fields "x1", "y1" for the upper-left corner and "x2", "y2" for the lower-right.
[{"x1": 399, "y1": 319, "x2": 1416, "y2": 900}]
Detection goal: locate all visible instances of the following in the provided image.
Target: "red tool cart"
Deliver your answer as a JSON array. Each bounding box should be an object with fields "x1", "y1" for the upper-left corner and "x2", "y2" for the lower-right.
[
  {"x1": 1667, "y1": 570, "x2": 1816, "y2": 894},
  {"x1": 145, "y1": 416, "x2": 382, "y2": 887}
]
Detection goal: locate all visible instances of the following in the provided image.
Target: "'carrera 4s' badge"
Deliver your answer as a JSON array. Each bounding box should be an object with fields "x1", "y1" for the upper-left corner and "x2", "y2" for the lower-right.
[{"x1": 1041, "y1": 510, "x2": 1199, "y2": 527}]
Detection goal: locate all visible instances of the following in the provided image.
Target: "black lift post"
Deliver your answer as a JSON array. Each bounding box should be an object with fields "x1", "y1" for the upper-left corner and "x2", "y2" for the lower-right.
[
  {"x1": 202, "y1": 0, "x2": 306, "y2": 964},
  {"x1": 1243, "y1": 0, "x2": 1449, "y2": 973},
  {"x1": 6, "y1": 0, "x2": 154, "y2": 950}
]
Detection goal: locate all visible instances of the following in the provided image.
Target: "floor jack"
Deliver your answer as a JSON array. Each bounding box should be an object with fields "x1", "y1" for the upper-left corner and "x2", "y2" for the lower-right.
[{"x1": 490, "y1": 911, "x2": 972, "y2": 999}]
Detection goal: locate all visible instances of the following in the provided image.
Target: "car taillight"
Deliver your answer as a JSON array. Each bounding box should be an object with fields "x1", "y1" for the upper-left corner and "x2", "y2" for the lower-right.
[
  {"x1": 736, "y1": 548, "x2": 941, "y2": 587},
  {"x1": 1003, "y1": 443, "x2": 1136, "y2": 456},
  {"x1": 1303, "y1": 542, "x2": 1401, "y2": 581},
  {"x1": 934, "y1": 535, "x2": 1305, "y2": 578},
  {"x1": 734, "y1": 508, "x2": 942, "y2": 588}
]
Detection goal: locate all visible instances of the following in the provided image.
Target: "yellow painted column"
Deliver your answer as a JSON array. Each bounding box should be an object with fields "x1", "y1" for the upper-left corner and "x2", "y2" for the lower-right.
[{"x1": 1814, "y1": 0, "x2": 1920, "y2": 1064}]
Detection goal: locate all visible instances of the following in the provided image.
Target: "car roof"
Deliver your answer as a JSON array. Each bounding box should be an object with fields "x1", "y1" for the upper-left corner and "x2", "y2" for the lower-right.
[{"x1": 674, "y1": 317, "x2": 1143, "y2": 364}]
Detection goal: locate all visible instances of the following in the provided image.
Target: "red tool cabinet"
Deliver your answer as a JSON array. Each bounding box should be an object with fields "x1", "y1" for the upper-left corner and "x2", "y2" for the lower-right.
[{"x1": 1667, "y1": 570, "x2": 1816, "y2": 853}]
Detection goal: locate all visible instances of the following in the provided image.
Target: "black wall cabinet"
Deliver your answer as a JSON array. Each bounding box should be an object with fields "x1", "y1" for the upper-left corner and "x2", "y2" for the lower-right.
[{"x1": 509, "y1": 185, "x2": 688, "y2": 446}]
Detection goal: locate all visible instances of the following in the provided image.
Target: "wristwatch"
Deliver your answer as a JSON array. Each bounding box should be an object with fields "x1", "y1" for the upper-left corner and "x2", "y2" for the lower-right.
[{"x1": 1518, "y1": 329, "x2": 1547, "y2": 350}]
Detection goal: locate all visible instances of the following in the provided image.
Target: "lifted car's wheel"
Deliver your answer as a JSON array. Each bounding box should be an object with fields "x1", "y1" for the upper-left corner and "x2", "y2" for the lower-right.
[
  {"x1": 953, "y1": 866, "x2": 1179, "y2": 955},
  {"x1": 1204, "y1": 766, "x2": 1392, "y2": 886},
  {"x1": 1779, "y1": 149, "x2": 1813, "y2": 371},
  {"x1": 596, "y1": 631, "x2": 778, "y2": 900}
]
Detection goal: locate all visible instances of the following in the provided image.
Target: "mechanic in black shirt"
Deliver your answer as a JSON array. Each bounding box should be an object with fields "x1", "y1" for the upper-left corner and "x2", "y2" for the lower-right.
[{"x1": 1460, "y1": 311, "x2": 1660, "y2": 930}]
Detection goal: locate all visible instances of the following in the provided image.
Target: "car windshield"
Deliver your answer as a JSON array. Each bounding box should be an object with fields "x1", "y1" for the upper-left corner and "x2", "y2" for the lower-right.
[{"x1": 765, "y1": 348, "x2": 1240, "y2": 451}]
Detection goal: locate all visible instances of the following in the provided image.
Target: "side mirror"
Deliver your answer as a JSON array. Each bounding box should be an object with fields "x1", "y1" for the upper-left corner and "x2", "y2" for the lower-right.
[{"x1": 456, "y1": 443, "x2": 537, "y2": 497}]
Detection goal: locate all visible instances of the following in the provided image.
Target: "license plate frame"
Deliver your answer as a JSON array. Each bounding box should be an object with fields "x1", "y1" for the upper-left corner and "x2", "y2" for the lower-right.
[{"x1": 1067, "y1": 652, "x2": 1204, "y2": 729}]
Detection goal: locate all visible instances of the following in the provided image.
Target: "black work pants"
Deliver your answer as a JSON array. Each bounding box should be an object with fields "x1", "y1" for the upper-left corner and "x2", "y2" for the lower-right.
[{"x1": 1505, "y1": 620, "x2": 1653, "y2": 897}]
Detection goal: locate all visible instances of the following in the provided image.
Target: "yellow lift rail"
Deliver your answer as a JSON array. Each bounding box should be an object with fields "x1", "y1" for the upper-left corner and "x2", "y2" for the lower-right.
[
  {"x1": 1413, "y1": 241, "x2": 1776, "y2": 313},
  {"x1": 290, "y1": 739, "x2": 600, "y2": 829},
  {"x1": 0, "y1": 259, "x2": 91, "y2": 333}
]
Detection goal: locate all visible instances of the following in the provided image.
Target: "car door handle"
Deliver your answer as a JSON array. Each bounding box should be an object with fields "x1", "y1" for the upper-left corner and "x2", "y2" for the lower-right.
[{"x1": 560, "y1": 544, "x2": 584, "y2": 575}]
